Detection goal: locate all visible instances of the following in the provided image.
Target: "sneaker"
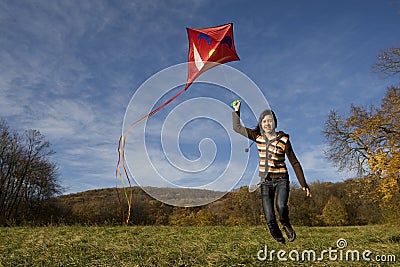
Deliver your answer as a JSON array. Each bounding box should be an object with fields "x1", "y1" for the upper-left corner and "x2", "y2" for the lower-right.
[{"x1": 283, "y1": 226, "x2": 296, "y2": 242}]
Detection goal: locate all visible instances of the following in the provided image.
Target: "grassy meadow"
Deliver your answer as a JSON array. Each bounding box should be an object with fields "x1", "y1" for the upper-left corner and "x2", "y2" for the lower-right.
[{"x1": 0, "y1": 225, "x2": 399, "y2": 266}]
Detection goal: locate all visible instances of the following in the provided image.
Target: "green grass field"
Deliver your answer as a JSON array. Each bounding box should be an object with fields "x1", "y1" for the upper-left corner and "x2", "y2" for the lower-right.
[{"x1": 0, "y1": 225, "x2": 398, "y2": 266}]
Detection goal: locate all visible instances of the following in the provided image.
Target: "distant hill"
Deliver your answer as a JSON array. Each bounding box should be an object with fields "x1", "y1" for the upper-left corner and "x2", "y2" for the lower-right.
[
  {"x1": 139, "y1": 186, "x2": 228, "y2": 207},
  {"x1": 57, "y1": 186, "x2": 228, "y2": 206},
  {"x1": 49, "y1": 186, "x2": 232, "y2": 225}
]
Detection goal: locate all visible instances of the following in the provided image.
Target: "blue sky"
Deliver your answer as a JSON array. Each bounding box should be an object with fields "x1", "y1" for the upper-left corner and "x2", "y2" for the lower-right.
[{"x1": 1, "y1": 0, "x2": 399, "y2": 194}]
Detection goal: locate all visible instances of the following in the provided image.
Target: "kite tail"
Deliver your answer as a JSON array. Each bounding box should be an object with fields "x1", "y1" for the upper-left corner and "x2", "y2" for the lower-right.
[
  {"x1": 116, "y1": 86, "x2": 187, "y2": 224},
  {"x1": 116, "y1": 136, "x2": 124, "y2": 223},
  {"x1": 116, "y1": 135, "x2": 133, "y2": 224}
]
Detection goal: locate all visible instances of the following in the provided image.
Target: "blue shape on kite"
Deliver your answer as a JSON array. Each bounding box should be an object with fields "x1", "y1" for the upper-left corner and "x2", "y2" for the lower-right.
[
  {"x1": 198, "y1": 33, "x2": 211, "y2": 46},
  {"x1": 220, "y1": 36, "x2": 232, "y2": 48}
]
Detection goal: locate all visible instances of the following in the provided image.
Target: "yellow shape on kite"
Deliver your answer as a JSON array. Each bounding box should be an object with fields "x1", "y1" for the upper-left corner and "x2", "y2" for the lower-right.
[{"x1": 208, "y1": 49, "x2": 216, "y2": 58}]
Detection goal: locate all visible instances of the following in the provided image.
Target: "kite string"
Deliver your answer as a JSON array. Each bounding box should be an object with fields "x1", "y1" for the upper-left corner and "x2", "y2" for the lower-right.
[
  {"x1": 220, "y1": 64, "x2": 237, "y2": 102},
  {"x1": 116, "y1": 86, "x2": 187, "y2": 224}
]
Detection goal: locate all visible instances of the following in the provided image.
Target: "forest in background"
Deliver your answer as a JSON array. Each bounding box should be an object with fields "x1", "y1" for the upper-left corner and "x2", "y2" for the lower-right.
[{"x1": 28, "y1": 179, "x2": 397, "y2": 227}]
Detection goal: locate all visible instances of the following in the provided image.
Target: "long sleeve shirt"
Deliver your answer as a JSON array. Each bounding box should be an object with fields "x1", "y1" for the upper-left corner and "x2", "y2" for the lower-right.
[{"x1": 232, "y1": 111, "x2": 309, "y2": 188}]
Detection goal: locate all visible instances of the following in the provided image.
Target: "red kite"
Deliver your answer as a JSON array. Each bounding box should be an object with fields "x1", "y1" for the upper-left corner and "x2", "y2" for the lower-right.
[{"x1": 185, "y1": 23, "x2": 240, "y2": 90}]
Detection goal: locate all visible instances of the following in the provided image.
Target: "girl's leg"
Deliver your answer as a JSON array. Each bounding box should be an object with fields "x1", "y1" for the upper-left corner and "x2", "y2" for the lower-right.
[
  {"x1": 261, "y1": 181, "x2": 285, "y2": 243},
  {"x1": 275, "y1": 178, "x2": 296, "y2": 242},
  {"x1": 275, "y1": 178, "x2": 290, "y2": 226}
]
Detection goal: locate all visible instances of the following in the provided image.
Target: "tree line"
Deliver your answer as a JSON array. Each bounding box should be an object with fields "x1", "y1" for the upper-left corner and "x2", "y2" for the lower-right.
[{"x1": 28, "y1": 180, "x2": 394, "y2": 226}]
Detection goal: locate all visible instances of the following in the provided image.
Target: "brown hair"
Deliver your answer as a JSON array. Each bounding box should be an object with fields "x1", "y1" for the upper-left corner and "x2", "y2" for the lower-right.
[{"x1": 252, "y1": 109, "x2": 277, "y2": 135}]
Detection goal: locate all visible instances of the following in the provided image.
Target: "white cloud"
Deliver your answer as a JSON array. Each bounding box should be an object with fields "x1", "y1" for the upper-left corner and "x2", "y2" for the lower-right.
[{"x1": 294, "y1": 144, "x2": 355, "y2": 184}]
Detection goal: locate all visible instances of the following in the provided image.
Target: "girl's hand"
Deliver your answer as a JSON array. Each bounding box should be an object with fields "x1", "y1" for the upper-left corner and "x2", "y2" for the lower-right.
[
  {"x1": 232, "y1": 100, "x2": 241, "y2": 111},
  {"x1": 303, "y1": 187, "x2": 312, "y2": 198}
]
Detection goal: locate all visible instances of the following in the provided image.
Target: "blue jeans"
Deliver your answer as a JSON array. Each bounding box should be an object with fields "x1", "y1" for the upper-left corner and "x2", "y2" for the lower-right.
[{"x1": 261, "y1": 177, "x2": 291, "y2": 240}]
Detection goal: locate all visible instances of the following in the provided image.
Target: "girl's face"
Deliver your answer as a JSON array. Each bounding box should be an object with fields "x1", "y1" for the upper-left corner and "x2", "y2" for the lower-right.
[{"x1": 261, "y1": 114, "x2": 276, "y2": 134}]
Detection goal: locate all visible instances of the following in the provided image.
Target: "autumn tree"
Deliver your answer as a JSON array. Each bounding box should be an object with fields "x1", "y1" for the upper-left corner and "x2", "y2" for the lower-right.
[
  {"x1": 323, "y1": 47, "x2": 399, "y2": 222},
  {"x1": 319, "y1": 195, "x2": 349, "y2": 226},
  {"x1": 324, "y1": 88, "x2": 399, "y2": 177},
  {"x1": 289, "y1": 183, "x2": 323, "y2": 226},
  {"x1": 168, "y1": 207, "x2": 198, "y2": 226},
  {"x1": 196, "y1": 209, "x2": 216, "y2": 226},
  {"x1": 212, "y1": 186, "x2": 262, "y2": 226},
  {"x1": 373, "y1": 48, "x2": 400, "y2": 77}
]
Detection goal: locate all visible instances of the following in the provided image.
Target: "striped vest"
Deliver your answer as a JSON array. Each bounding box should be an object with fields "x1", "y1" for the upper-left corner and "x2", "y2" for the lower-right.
[{"x1": 256, "y1": 132, "x2": 289, "y2": 177}]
